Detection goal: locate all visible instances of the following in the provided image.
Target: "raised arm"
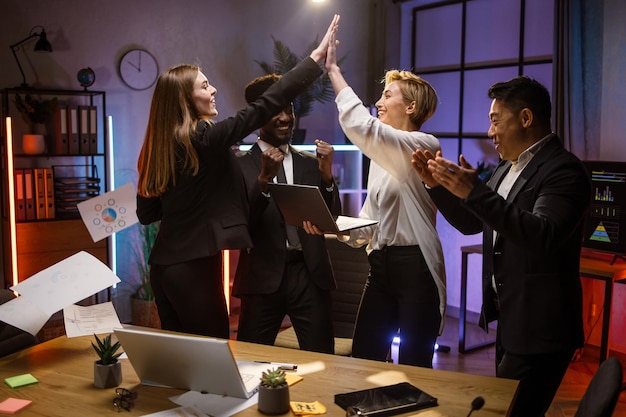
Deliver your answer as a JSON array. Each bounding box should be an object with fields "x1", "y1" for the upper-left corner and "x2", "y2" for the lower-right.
[{"x1": 310, "y1": 14, "x2": 341, "y2": 64}]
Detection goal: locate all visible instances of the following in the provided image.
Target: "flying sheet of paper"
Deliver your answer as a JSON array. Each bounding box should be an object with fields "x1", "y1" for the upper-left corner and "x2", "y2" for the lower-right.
[
  {"x1": 0, "y1": 251, "x2": 121, "y2": 336},
  {"x1": 77, "y1": 182, "x2": 139, "y2": 242},
  {"x1": 63, "y1": 302, "x2": 123, "y2": 338},
  {"x1": 0, "y1": 295, "x2": 49, "y2": 336}
]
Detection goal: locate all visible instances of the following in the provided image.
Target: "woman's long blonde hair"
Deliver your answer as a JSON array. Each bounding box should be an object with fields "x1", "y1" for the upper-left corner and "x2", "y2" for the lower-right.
[
  {"x1": 137, "y1": 64, "x2": 203, "y2": 197},
  {"x1": 383, "y1": 70, "x2": 438, "y2": 129}
]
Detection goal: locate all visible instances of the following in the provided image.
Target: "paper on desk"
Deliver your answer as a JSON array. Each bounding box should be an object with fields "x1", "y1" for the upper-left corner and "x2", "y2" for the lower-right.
[
  {"x1": 0, "y1": 251, "x2": 121, "y2": 336},
  {"x1": 170, "y1": 391, "x2": 258, "y2": 417},
  {"x1": 140, "y1": 405, "x2": 207, "y2": 417},
  {"x1": 63, "y1": 302, "x2": 123, "y2": 337},
  {"x1": 77, "y1": 182, "x2": 139, "y2": 242}
]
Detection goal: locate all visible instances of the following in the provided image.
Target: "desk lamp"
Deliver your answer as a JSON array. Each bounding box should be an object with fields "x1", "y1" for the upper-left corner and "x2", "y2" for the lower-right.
[{"x1": 10, "y1": 25, "x2": 53, "y2": 88}]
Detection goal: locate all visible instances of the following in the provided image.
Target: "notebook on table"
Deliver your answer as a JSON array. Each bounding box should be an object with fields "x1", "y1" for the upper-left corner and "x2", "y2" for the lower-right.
[
  {"x1": 113, "y1": 326, "x2": 266, "y2": 398},
  {"x1": 334, "y1": 382, "x2": 438, "y2": 416},
  {"x1": 267, "y1": 183, "x2": 378, "y2": 233}
]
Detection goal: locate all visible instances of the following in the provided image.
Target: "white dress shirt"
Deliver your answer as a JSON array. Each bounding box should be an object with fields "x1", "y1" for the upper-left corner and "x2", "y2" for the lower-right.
[{"x1": 334, "y1": 87, "x2": 447, "y2": 327}]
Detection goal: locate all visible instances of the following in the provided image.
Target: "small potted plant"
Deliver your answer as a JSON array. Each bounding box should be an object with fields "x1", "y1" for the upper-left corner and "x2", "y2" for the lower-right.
[
  {"x1": 91, "y1": 333, "x2": 123, "y2": 388},
  {"x1": 258, "y1": 367, "x2": 290, "y2": 415}
]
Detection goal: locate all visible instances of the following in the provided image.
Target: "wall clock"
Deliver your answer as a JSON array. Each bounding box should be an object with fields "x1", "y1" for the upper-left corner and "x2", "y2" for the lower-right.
[{"x1": 118, "y1": 49, "x2": 159, "y2": 91}]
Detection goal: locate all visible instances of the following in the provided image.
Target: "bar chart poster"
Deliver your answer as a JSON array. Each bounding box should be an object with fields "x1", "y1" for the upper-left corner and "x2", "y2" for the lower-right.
[{"x1": 583, "y1": 161, "x2": 626, "y2": 255}]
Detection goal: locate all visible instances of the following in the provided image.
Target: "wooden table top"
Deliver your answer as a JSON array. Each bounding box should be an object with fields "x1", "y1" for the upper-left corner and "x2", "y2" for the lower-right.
[
  {"x1": 0, "y1": 333, "x2": 518, "y2": 416},
  {"x1": 580, "y1": 249, "x2": 626, "y2": 281}
]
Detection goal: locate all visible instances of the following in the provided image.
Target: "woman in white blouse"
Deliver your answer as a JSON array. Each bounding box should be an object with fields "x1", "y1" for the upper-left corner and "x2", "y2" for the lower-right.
[{"x1": 305, "y1": 29, "x2": 446, "y2": 367}]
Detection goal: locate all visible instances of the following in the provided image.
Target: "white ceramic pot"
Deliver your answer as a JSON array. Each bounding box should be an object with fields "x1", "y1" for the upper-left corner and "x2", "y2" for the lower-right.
[{"x1": 22, "y1": 134, "x2": 46, "y2": 154}]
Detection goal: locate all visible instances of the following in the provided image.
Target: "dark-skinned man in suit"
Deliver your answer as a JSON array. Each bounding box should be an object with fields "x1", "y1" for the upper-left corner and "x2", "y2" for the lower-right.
[{"x1": 234, "y1": 74, "x2": 340, "y2": 353}]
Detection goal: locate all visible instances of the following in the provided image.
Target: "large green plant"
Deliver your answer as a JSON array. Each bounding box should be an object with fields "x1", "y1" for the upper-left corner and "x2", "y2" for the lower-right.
[
  {"x1": 132, "y1": 222, "x2": 160, "y2": 301},
  {"x1": 255, "y1": 36, "x2": 347, "y2": 126}
]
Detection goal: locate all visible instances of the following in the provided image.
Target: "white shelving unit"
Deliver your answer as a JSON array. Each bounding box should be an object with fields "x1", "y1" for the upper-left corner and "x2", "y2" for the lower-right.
[{"x1": 238, "y1": 144, "x2": 367, "y2": 217}]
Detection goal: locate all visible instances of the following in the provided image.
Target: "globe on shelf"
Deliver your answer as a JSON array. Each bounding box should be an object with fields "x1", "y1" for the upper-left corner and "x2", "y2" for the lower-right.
[{"x1": 77, "y1": 67, "x2": 96, "y2": 89}]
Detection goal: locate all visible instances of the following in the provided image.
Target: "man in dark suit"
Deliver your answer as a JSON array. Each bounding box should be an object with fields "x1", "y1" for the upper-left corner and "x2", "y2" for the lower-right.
[
  {"x1": 412, "y1": 76, "x2": 591, "y2": 417},
  {"x1": 234, "y1": 74, "x2": 340, "y2": 354}
]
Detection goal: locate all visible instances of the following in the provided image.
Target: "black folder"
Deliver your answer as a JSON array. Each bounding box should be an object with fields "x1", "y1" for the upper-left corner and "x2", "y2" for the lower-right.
[{"x1": 334, "y1": 382, "x2": 438, "y2": 416}]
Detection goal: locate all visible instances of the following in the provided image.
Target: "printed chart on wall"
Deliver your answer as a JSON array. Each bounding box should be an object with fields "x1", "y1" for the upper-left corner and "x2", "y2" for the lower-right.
[
  {"x1": 77, "y1": 182, "x2": 138, "y2": 242},
  {"x1": 582, "y1": 161, "x2": 626, "y2": 257}
]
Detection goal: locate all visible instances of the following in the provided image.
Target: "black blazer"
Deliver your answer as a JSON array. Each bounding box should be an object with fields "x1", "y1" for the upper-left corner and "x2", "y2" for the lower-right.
[
  {"x1": 233, "y1": 143, "x2": 340, "y2": 295},
  {"x1": 136, "y1": 58, "x2": 323, "y2": 265},
  {"x1": 428, "y1": 135, "x2": 591, "y2": 355}
]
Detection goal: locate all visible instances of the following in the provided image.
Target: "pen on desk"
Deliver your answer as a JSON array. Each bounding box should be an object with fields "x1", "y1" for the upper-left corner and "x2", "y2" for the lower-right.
[{"x1": 255, "y1": 361, "x2": 298, "y2": 371}]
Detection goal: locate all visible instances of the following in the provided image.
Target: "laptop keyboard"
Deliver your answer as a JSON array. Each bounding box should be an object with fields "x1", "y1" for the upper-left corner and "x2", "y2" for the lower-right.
[{"x1": 240, "y1": 373, "x2": 254, "y2": 384}]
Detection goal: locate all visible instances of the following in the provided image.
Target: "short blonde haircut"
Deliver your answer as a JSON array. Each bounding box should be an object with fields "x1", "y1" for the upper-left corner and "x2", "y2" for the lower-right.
[{"x1": 383, "y1": 70, "x2": 438, "y2": 129}]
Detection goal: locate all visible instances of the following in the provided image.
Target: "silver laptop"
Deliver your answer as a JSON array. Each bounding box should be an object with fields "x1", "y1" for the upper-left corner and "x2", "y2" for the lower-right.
[
  {"x1": 113, "y1": 326, "x2": 264, "y2": 398},
  {"x1": 267, "y1": 183, "x2": 378, "y2": 233}
]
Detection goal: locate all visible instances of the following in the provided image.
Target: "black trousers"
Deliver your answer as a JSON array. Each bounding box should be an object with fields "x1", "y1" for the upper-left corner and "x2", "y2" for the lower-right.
[
  {"x1": 150, "y1": 253, "x2": 230, "y2": 339},
  {"x1": 351, "y1": 245, "x2": 441, "y2": 367},
  {"x1": 496, "y1": 324, "x2": 574, "y2": 417},
  {"x1": 236, "y1": 254, "x2": 334, "y2": 354}
]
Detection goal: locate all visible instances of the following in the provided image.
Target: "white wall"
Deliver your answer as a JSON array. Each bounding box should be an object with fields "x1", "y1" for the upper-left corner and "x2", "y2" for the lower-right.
[
  {"x1": 3, "y1": 0, "x2": 623, "y2": 329},
  {"x1": 0, "y1": 0, "x2": 398, "y2": 320}
]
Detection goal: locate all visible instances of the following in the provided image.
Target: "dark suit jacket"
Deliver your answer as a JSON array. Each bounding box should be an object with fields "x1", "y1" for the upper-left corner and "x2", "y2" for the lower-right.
[
  {"x1": 233, "y1": 143, "x2": 340, "y2": 295},
  {"x1": 428, "y1": 135, "x2": 590, "y2": 355},
  {"x1": 136, "y1": 58, "x2": 323, "y2": 265}
]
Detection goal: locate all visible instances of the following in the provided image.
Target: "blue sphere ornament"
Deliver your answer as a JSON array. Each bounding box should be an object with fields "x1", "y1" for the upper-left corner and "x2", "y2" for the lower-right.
[{"x1": 77, "y1": 67, "x2": 96, "y2": 88}]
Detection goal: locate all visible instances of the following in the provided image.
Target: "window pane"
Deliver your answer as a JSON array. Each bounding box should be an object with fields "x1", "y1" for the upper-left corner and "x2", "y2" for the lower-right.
[
  {"x1": 523, "y1": 64, "x2": 553, "y2": 100},
  {"x1": 465, "y1": 0, "x2": 521, "y2": 64},
  {"x1": 421, "y1": 72, "x2": 461, "y2": 134},
  {"x1": 460, "y1": 138, "x2": 500, "y2": 173},
  {"x1": 439, "y1": 137, "x2": 461, "y2": 161},
  {"x1": 414, "y1": 4, "x2": 463, "y2": 70},
  {"x1": 525, "y1": 0, "x2": 554, "y2": 58},
  {"x1": 462, "y1": 67, "x2": 520, "y2": 133}
]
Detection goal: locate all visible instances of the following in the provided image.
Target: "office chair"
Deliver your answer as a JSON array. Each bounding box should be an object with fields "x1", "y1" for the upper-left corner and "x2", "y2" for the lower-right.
[
  {"x1": 574, "y1": 356, "x2": 624, "y2": 417},
  {"x1": 274, "y1": 237, "x2": 369, "y2": 355},
  {"x1": 0, "y1": 289, "x2": 38, "y2": 357}
]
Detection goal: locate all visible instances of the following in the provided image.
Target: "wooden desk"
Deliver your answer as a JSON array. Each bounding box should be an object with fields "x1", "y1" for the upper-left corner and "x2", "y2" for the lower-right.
[
  {"x1": 0, "y1": 334, "x2": 518, "y2": 417},
  {"x1": 579, "y1": 250, "x2": 626, "y2": 364}
]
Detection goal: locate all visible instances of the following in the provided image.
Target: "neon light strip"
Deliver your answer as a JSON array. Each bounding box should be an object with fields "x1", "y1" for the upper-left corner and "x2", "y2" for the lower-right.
[
  {"x1": 106, "y1": 115, "x2": 117, "y2": 275},
  {"x1": 5, "y1": 117, "x2": 18, "y2": 286},
  {"x1": 238, "y1": 144, "x2": 359, "y2": 152},
  {"x1": 223, "y1": 250, "x2": 230, "y2": 314}
]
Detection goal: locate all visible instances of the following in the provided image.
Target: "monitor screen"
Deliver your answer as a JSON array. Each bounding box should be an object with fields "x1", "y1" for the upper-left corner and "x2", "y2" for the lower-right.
[{"x1": 581, "y1": 161, "x2": 626, "y2": 255}]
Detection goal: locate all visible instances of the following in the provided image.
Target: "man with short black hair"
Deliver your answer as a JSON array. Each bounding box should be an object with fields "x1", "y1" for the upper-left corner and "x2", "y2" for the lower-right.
[
  {"x1": 233, "y1": 74, "x2": 340, "y2": 353},
  {"x1": 412, "y1": 76, "x2": 591, "y2": 417}
]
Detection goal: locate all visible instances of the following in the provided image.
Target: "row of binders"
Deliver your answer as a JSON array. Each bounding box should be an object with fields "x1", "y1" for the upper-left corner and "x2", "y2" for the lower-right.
[
  {"x1": 13, "y1": 168, "x2": 101, "y2": 221},
  {"x1": 13, "y1": 168, "x2": 55, "y2": 221},
  {"x1": 49, "y1": 105, "x2": 98, "y2": 155}
]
